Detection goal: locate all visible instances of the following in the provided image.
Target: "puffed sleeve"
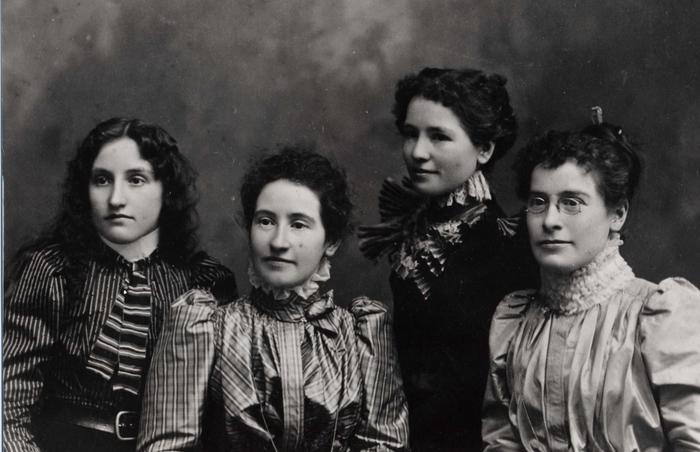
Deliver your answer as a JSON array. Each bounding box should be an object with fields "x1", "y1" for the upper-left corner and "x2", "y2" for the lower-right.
[
  {"x1": 482, "y1": 291, "x2": 532, "y2": 452},
  {"x1": 190, "y1": 252, "x2": 238, "y2": 305},
  {"x1": 2, "y1": 248, "x2": 65, "y2": 452},
  {"x1": 639, "y1": 277, "x2": 700, "y2": 451},
  {"x1": 137, "y1": 289, "x2": 220, "y2": 452},
  {"x1": 348, "y1": 297, "x2": 410, "y2": 452}
]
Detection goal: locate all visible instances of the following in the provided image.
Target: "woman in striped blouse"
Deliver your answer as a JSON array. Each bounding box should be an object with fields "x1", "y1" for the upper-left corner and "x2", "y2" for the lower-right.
[
  {"x1": 3, "y1": 118, "x2": 236, "y2": 452},
  {"x1": 137, "y1": 146, "x2": 410, "y2": 452}
]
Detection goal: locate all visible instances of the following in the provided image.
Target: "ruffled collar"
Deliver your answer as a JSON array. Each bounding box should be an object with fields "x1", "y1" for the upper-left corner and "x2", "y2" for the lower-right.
[
  {"x1": 359, "y1": 171, "x2": 505, "y2": 301},
  {"x1": 437, "y1": 170, "x2": 492, "y2": 207},
  {"x1": 248, "y1": 257, "x2": 331, "y2": 301},
  {"x1": 538, "y1": 244, "x2": 635, "y2": 315}
]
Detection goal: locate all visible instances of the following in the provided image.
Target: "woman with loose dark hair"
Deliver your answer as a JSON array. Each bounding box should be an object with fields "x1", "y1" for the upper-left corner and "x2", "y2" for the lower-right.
[
  {"x1": 359, "y1": 68, "x2": 537, "y2": 450},
  {"x1": 3, "y1": 118, "x2": 236, "y2": 452},
  {"x1": 483, "y1": 112, "x2": 700, "y2": 451},
  {"x1": 138, "y1": 146, "x2": 409, "y2": 452}
]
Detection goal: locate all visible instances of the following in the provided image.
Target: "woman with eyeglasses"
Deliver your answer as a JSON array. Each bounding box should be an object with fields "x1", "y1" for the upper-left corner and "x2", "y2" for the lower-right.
[
  {"x1": 359, "y1": 67, "x2": 538, "y2": 450},
  {"x1": 482, "y1": 115, "x2": 700, "y2": 451}
]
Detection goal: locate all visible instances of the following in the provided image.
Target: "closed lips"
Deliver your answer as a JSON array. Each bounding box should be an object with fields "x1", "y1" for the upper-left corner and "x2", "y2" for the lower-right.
[
  {"x1": 411, "y1": 167, "x2": 438, "y2": 174},
  {"x1": 264, "y1": 257, "x2": 294, "y2": 264},
  {"x1": 105, "y1": 214, "x2": 132, "y2": 220}
]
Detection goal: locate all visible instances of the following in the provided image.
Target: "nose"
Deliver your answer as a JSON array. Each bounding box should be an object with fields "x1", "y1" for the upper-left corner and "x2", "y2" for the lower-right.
[
  {"x1": 108, "y1": 180, "x2": 126, "y2": 209},
  {"x1": 407, "y1": 135, "x2": 430, "y2": 161},
  {"x1": 270, "y1": 225, "x2": 290, "y2": 251},
  {"x1": 542, "y1": 202, "x2": 563, "y2": 231}
]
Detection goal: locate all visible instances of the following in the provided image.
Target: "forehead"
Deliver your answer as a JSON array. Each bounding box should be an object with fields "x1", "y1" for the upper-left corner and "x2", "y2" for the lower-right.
[
  {"x1": 405, "y1": 97, "x2": 462, "y2": 129},
  {"x1": 255, "y1": 179, "x2": 321, "y2": 218},
  {"x1": 530, "y1": 160, "x2": 601, "y2": 195},
  {"x1": 92, "y1": 137, "x2": 152, "y2": 171}
]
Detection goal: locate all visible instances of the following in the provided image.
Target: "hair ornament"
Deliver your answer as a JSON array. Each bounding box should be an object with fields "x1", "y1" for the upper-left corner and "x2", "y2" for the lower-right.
[{"x1": 591, "y1": 106, "x2": 604, "y2": 125}]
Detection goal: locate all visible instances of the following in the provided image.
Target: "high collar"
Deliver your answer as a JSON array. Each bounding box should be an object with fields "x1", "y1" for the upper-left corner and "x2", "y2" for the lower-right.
[
  {"x1": 434, "y1": 170, "x2": 492, "y2": 208},
  {"x1": 92, "y1": 238, "x2": 160, "y2": 269},
  {"x1": 539, "y1": 244, "x2": 635, "y2": 315},
  {"x1": 247, "y1": 257, "x2": 331, "y2": 301},
  {"x1": 250, "y1": 287, "x2": 338, "y2": 332}
]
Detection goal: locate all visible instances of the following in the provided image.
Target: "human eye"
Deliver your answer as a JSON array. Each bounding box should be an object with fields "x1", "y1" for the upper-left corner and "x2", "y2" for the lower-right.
[
  {"x1": 527, "y1": 196, "x2": 547, "y2": 213},
  {"x1": 91, "y1": 174, "x2": 111, "y2": 186},
  {"x1": 254, "y1": 216, "x2": 275, "y2": 228},
  {"x1": 128, "y1": 175, "x2": 148, "y2": 186},
  {"x1": 290, "y1": 220, "x2": 310, "y2": 230},
  {"x1": 430, "y1": 131, "x2": 452, "y2": 142},
  {"x1": 559, "y1": 197, "x2": 584, "y2": 214}
]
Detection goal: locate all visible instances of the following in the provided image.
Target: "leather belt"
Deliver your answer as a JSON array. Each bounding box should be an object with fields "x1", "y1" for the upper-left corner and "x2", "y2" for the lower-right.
[{"x1": 42, "y1": 404, "x2": 139, "y2": 441}]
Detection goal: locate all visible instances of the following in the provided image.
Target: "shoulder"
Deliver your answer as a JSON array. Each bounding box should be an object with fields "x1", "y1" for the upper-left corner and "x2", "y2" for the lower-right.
[
  {"x1": 348, "y1": 296, "x2": 390, "y2": 319},
  {"x1": 492, "y1": 290, "x2": 533, "y2": 323},
  {"x1": 490, "y1": 290, "x2": 534, "y2": 343},
  {"x1": 14, "y1": 243, "x2": 67, "y2": 276},
  {"x1": 638, "y1": 277, "x2": 700, "y2": 385},
  {"x1": 640, "y1": 277, "x2": 700, "y2": 330},
  {"x1": 7, "y1": 243, "x2": 67, "y2": 289},
  {"x1": 343, "y1": 297, "x2": 393, "y2": 336},
  {"x1": 184, "y1": 252, "x2": 237, "y2": 303}
]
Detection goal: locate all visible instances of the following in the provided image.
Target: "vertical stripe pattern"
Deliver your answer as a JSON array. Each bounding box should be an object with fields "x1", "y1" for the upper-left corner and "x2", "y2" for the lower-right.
[
  {"x1": 137, "y1": 289, "x2": 410, "y2": 452},
  {"x1": 2, "y1": 244, "x2": 236, "y2": 452}
]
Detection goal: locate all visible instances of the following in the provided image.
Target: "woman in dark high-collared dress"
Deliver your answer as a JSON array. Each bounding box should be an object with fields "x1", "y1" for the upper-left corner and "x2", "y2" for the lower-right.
[{"x1": 359, "y1": 67, "x2": 537, "y2": 450}]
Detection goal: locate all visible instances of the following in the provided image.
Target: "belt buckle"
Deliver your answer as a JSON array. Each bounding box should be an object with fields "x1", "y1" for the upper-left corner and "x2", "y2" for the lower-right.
[{"x1": 115, "y1": 410, "x2": 138, "y2": 441}]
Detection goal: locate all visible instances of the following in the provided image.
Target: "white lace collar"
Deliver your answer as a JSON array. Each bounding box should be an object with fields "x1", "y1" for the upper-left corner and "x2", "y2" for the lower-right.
[
  {"x1": 539, "y1": 244, "x2": 635, "y2": 315},
  {"x1": 248, "y1": 258, "x2": 331, "y2": 301},
  {"x1": 438, "y1": 170, "x2": 492, "y2": 207}
]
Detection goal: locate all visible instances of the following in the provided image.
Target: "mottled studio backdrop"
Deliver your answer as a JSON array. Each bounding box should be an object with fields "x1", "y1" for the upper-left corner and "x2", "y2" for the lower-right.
[{"x1": 3, "y1": 0, "x2": 700, "y2": 304}]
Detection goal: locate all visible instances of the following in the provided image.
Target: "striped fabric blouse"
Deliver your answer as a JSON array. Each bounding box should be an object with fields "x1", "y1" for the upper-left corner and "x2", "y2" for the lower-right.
[
  {"x1": 2, "y1": 243, "x2": 236, "y2": 452},
  {"x1": 137, "y1": 288, "x2": 410, "y2": 452}
]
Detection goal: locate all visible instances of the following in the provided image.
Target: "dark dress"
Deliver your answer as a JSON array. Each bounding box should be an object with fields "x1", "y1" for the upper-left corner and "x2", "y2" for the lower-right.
[
  {"x1": 2, "y1": 242, "x2": 237, "y2": 452},
  {"x1": 360, "y1": 176, "x2": 537, "y2": 451}
]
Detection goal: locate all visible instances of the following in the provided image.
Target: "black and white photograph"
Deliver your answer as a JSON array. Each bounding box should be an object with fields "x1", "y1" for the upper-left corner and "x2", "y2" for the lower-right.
[{"x1": 3, "y1": 1, "x2": 700, "y2": 451}]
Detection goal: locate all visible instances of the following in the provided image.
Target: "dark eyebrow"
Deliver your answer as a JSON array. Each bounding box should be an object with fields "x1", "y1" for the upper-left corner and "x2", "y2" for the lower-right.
[
  {"x1": 560, "y1": 190, "x2": 591, "y2": 199},
  {"x1": 289, "y1": 213, "x2": 316, "y2": 224},
  {"x1": 528, "y1": 190, "x2": 591, "y2": 199},
  {"x1": 425, "y1": 126, "x2": 452, "y2": 135},
  {"x1": 91, "y1": 166, "x2": 154, "y2": 175}
]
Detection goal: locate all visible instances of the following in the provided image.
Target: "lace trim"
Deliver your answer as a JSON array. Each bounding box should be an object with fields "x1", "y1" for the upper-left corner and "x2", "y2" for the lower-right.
[
  {"x1": 439, "y1": 170, "x2": 492, "y2": 207},
  {"x1": 538, "y1": 244, "x2": 635, "y2": 315},
  {"x1": 248, "y1": 257, "x2": 331, "y2": 301}
]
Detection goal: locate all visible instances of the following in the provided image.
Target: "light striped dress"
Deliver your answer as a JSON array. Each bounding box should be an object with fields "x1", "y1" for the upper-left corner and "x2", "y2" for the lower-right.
[{"x1": 137, "y1": 288, "x2": 410, "y2": 452}]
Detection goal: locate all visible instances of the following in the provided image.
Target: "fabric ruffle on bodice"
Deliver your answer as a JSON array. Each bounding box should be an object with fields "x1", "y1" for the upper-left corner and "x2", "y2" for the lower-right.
[{"x1": 359, "y1": 172, "x2": 518, "y2": 301}]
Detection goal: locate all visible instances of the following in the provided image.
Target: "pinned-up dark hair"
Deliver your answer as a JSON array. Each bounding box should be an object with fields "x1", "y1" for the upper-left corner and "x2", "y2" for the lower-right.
[
  {"x1": 392, "y1": 67, "x2": 518, "y2": 173},
  {"x1": 514, "y1": 119, "x2": 643, "y2": 210},
  {"x1": 240, "y1": 145, "x2": 354, "y2": 245}
]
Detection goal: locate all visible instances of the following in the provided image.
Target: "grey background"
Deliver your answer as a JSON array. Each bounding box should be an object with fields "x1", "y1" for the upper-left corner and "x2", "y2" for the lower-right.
[{"x1": 4, "y1": 0, "x2": 700, "y2": 304}]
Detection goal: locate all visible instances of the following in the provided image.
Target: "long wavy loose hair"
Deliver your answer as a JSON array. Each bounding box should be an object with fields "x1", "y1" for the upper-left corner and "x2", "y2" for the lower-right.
[{"x1": 14, "y1": 117, "x2": 201, "y2": 273}]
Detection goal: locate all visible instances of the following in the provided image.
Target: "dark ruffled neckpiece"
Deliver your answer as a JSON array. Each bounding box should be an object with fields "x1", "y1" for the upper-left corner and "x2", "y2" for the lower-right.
[{"x1": 359, "y1": 172, "x2": 518, "y2": 301}]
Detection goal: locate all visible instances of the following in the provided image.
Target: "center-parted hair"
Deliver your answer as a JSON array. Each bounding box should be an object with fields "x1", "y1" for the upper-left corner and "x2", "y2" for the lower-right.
[
  {"x1": 392, "y1": 67, "x2": 518, "y2": 172},
  {"x1": 514, "y1": 123, "x2": 643, "y2": 210},
  {"x1": 240, "y1": 145, "x2": 354, "y2": 245}
]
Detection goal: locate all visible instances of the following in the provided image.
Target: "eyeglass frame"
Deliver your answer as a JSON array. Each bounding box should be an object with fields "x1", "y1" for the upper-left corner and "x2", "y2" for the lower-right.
[{"x1": 525, "y1": 195, "x2": 585, "y2": 216}]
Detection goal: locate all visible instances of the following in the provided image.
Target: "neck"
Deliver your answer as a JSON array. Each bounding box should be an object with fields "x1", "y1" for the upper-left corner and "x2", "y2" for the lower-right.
[
  {"x1": 435, "y1": 170, "x2": 491, "y2": 207},
  {"x1": 99, "y1": 228, "x2": 160, "y2": 262},
  {"x1": 248, "y1": 257, "x2": 331, "y2": 301},
  {"x1": 538, "y1": 244, "x2": 635, "y2": 314}
]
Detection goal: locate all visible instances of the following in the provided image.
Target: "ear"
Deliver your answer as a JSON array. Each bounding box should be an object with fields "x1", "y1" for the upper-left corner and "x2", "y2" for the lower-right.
[
  {"x1": 609, "y1": 200, "x2": 629, "y2": 232},
  {"x1": 324, "y1": 241, "x2": 341, "y2": 257},
  {"x1": 476, "y1": 142, "x2": 496, "y2": 165}
]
